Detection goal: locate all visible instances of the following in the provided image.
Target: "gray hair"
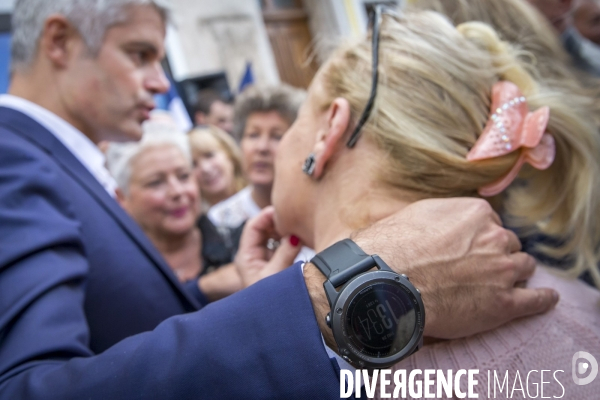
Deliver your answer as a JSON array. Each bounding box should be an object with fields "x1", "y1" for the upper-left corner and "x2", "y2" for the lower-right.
[
  {"x1": 11, "y1": 0, "x2": 171, "y2": 72},
  {"x1": 106, "y1": 111, "x2": 191, "y2": 196},
  {"x1": 233, "y1": 84, "x2": 306, "y2": 141}
]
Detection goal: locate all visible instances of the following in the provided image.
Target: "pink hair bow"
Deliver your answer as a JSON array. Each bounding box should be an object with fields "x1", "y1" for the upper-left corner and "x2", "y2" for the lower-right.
[{"x1": 467, "y1": 81, "x2": 555, "y2": 197}]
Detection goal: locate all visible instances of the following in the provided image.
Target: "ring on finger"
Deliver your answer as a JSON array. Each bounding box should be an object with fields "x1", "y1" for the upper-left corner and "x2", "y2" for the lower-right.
[{"x1": 266, "y1": 238, "x2": 280, "y2": 251}]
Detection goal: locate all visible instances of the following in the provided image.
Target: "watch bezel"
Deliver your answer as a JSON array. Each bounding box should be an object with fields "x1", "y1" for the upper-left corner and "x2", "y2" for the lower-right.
[{"x1": 330, "y1": 270, "x2": 425, "y2": 370}]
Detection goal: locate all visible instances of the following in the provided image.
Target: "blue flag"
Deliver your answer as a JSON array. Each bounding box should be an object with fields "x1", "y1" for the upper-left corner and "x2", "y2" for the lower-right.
[{"x1": 238, "y1": 61, "x2": 254, "y2": 93}]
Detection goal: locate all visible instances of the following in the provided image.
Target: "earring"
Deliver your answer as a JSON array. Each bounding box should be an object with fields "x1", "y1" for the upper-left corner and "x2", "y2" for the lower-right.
[{"x1": 302, "y1": 153, "x2": 316, "y2": 176}]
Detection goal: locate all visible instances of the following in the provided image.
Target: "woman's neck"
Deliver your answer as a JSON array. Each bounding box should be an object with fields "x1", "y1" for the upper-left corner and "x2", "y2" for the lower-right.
[
  {"x1": 309, "y1": 147, "x2": 416, "y2": 252},
  {"x1": 148, "y1": 228, "x2": 203, "y2": 282},
  {"x1": 312, "y1": 187, "x2": 412, "y2": 252},
  {"x1": 251, "y1": 184, "x2": 272, "y2": 209}
]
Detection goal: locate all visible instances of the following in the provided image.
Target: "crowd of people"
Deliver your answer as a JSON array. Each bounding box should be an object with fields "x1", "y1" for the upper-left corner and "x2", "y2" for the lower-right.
[{"x1": 0, "y1": 0, "x2": 599, "y2": 399}]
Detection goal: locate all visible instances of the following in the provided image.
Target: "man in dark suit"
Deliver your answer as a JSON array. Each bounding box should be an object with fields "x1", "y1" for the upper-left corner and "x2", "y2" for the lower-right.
[{"x1": 0, "y1": 1, "x2": 559, "y2": 398}]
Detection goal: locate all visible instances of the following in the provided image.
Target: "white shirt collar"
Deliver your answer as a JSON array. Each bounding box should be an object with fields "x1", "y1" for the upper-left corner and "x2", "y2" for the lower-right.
[{"x1": 0, "y1": 94, "x2": 118, "y2": 197}]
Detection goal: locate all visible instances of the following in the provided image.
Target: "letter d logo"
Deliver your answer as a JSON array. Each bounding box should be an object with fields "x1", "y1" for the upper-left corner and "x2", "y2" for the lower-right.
[{"x1": 572, "y1": 351, "x2": 598, "y2": 386}]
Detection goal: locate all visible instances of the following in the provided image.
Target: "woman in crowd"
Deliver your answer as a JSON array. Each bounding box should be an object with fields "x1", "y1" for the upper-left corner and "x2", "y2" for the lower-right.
[
  {"x1": 207, "y1": 84, "x2": 305, "y2": 230},
  {"x1": 107, "y1": 115, "x2": 242, "y2": 303},
  {"x1": 188, "y1": 125, "x2": 246, "y2": 211},
  {"x1": 268, "y1": 10, "x2": 599, "y2": 397}
]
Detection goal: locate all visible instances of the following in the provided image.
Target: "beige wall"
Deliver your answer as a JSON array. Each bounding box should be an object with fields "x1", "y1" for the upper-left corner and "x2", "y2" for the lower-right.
[
  {"x1": 303, "y1": 0, "x2": 404, "y2": 64},
  {"x1": 168, "y1": 0, "x2": 280, "y2": 90},
  {"x1": 303, "y1": 0, "x2": 353, "y2": 64},
  {"x1": 166, "y1": 0, "x2": 403, "y2": 90},
  {"x1": 0, "y1": 0, "x2": 13, "y2": 13}
]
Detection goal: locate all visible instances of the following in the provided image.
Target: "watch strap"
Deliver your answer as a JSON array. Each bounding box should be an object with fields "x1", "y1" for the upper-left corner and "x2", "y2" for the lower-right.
[{"x1": 310, "y1": 239, "x2": 370, "y2": 279}]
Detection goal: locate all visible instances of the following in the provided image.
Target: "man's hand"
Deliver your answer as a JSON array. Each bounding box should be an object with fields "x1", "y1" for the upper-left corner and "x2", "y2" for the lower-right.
[
  {"x1": 234, "y1": 207, "x2": 302, "y2": 287},
  {"x1": 305, "y1": 198, "x2": 559, "y2": 349}
]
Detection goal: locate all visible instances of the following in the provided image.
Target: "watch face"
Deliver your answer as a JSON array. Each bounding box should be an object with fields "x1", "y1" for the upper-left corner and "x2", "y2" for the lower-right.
[{"x1": 345, "y1": 282, "x2": 416, "y2": 358}]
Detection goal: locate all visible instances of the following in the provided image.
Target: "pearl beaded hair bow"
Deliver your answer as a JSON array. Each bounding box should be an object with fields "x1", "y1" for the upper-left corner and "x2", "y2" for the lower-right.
[{"x1": 467, "y1": 81, "x2": 555, "y2": 197}]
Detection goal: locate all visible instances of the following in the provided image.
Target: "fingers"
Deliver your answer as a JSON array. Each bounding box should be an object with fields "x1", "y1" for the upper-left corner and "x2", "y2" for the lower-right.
[
  {"x1": 488, "y1": 207, "x2": 502, "y2": 227},
  {"x1": 247, "y1": 206, "x2": 276, "y2": 234},
  {"x1": 268, "y1": 235, "x2": 302, "y2": 273},
  {"x1": 505, "y1": 229, "x2": 522, "y2": 253},
  {"x1": 460, "y1": 197, "x2": 502, "y2": 226},
  {"x1": 239, "y1": 207, "x2": 276, "y2": 250},
  {"x1": 477, "y1": 201, "x2": 520, "y2": 252},
  {"x1": 510, "y1": 287, "x2": 559, "y2": 319},
  {"x1": 509, "y1": 252, "x2": 537, "y2": 282}
]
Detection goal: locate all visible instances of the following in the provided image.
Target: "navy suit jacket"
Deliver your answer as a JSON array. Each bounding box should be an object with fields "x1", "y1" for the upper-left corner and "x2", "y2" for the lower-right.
[{"x1": 0, "y1": 107, "x2": 342, "y2": 399}]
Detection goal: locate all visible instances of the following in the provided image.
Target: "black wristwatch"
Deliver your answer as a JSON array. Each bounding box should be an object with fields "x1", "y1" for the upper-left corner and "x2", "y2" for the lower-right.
[{"x1": 310, "y1": 239, "x2": 425, "y2": 370}]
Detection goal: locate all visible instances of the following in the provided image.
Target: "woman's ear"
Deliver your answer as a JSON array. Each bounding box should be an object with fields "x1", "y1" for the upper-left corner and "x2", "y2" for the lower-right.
[{"x1": 310, "y1": 97, "x2": 352, "y2": 179}]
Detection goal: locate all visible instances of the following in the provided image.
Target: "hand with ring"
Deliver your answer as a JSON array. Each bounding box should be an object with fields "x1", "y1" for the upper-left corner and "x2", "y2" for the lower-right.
[{"x1": 235, "y1": 207, "x2": 302, "y2": 287}]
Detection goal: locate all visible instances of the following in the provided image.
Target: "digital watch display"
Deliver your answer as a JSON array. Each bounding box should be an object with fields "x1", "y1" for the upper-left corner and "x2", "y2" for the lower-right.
[
  {"x1": 346, "y1": 282, "x2": 416, "y2": 357},
  {"x1": 310, "y1": 239, "x2": 425, "y2": 370}
]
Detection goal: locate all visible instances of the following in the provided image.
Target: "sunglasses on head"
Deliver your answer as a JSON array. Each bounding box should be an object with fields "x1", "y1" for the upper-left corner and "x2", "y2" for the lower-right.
[{"x1": 347, "y1": 5, "x2": 399, "y2": 148}]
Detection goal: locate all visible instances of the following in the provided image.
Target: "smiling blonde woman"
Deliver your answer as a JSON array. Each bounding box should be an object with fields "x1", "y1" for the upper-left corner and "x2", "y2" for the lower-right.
[{"x1": 188, "y1": 125, "x2": 246, "y2": 210}]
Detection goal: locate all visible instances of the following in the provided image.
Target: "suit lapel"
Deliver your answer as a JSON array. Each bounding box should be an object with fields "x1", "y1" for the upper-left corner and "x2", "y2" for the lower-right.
[{"x1": 0, "y1": 107, "x2": 200, "y2": 310}]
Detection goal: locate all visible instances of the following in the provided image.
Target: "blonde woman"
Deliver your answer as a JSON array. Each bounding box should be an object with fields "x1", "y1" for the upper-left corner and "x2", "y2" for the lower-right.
[
  {"x1": 188, "y1": 125, "x2": 246, "y2": 210},
  {"x1": 268, "y1": 9, "x2": 599, "y2": 398}
]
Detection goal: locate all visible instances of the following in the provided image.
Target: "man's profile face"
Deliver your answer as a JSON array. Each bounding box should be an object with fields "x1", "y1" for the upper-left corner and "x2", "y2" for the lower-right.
[
  {"x1": 61, "y1": 5, "x2": 169, "y2": 143},
  {"x1": 527, "y1": 0, "x2": 574, "y2": 32},
  {"x1": 574, "y1": 1, "x2": 600, "y2": 45},
  {"x1": 206, "y1": 100, "x2": 234, "y2": 134}
]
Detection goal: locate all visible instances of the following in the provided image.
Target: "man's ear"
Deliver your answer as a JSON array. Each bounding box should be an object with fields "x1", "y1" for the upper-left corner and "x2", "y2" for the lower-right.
[
  {"x1": 115, "y1": 188, "x2": 127, "y2": 208},
  {"x1": 39, "y1": 14, "x2": 80, "y2": 69},
  {"x1": 310, "y1": 97, "x2": 352, "y2": 179}
]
